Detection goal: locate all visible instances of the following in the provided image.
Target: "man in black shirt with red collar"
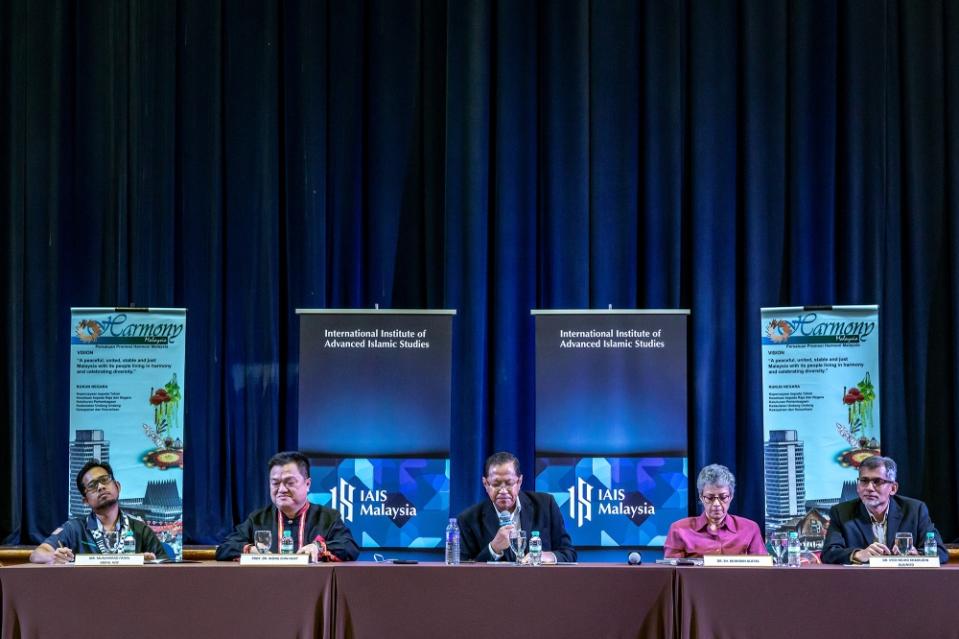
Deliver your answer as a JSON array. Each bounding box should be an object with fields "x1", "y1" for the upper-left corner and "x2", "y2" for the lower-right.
[{"x1": 216, "y1": 451, "x2": 358, "y2": 562}]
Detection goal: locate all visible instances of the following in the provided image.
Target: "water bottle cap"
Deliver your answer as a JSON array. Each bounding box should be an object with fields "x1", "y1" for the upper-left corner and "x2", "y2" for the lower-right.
[
  {"x1": 927, "y1": 532, "x2": 935, "y2": 538},
  {"x1": 788, "y1": 531, "x2": 798, "y2": 538},
  {"x1": 283, "y1": 530, "x2": 292, "y2": 537},
  {"x1": 449, "y1": 518, "x2": 456, "y2": 523},
  {"x1": 531, "y1": 531, "x2": 540, "y2": 537}
]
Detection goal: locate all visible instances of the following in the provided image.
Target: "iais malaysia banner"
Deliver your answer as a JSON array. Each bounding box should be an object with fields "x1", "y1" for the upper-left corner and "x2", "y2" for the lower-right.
[
  {"x1": 297, "y1": 310, "x2": 454, "y2": 549},
  {"x1": 533, "y1": 310, "x2": 689, "y2": 548},
  {"x1": 761, "y1": 305, "x2": 879, "y2": 552},
  {"x1": 69, "y1": 308, "x2": 186, "y2": 559}
]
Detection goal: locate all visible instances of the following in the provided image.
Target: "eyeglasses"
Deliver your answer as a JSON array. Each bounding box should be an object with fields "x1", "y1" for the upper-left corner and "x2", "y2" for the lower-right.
[
  {"x1": 271, "y1": 479, "x2": 303, "y2": 490},
  {"x1": 857, "y1": 477, "x2": 895, "y2": 489},
  {"x1": 84, "y1": 475, "x2": 114, "y2": 493},
  {"x1": 700, "y1": 493, "x2": 731, "y2": 504},
  {"x1": 487, "y1": 480, "x2": 519, "y2": 492}
]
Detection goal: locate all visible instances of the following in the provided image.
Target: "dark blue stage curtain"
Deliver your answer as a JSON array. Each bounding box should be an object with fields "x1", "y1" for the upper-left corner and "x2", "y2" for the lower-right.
[{"x1": 2, "y1": 0, "x2": 958, "y2": 545}]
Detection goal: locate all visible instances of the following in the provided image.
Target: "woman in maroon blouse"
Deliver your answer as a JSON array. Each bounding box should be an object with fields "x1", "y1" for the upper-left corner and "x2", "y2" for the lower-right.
[{"x1": 664, "y1": 464, "x2": 767, "y2": 558}]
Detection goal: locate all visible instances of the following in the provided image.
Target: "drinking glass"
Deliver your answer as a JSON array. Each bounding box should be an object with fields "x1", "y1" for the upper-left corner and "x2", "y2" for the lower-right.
[
  {"x1": 509, "y1": 530, "x2": 527, "y2": 565},
  {"x1": 894, "y1": 532, "x2": 913, "y2": 556},
  {"x1": 254, "y1": 530, "x2": 273, "y2": 554},
  {"x1": 767, "y1": 531, "x2": 788, "y2": 566},
  {"x1": 104, "y1": 531, "x2": 119, "y2": 554}
]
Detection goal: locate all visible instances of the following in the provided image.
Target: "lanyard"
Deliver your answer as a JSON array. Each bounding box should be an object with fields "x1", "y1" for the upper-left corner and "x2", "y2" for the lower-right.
[
  {"x1": 277, "y1": 504, "x2": 309, "y2": 551},
  {"x1": 92, "y1": 513, "x2": 129, "y2": 553}
]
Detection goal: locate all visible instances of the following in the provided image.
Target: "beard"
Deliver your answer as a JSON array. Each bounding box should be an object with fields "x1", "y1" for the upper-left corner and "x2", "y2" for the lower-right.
[{"x1": 92, "y1": 494, "x2": 118, "y2": 512}]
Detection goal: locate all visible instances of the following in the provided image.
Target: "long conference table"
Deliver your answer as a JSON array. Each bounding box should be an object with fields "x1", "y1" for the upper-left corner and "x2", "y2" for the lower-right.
[{"x1": 2, "y1": 562, "x2": 959, "y2": 638}]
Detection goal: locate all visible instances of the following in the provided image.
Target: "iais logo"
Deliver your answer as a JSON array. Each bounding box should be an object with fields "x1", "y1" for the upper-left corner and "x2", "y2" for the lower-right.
[
  {"x1": 330, "y1": 479, "x2": 417, "y2": 524},
  {"x1": 568, "y1": 478, "x2": 592, "y2": 527},
  {"x1": 567, "y1": 478, "x2": 656, "y2": 528},
  {"x1": 330, "y1": 478, "x2": 355, "y2": 521}
]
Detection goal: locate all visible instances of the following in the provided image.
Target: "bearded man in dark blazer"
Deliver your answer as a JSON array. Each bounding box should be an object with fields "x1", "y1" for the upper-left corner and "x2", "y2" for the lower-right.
[
  {"x1": 822, "y1": 455, "x2": 947, "y2": 564},
  {"x1": 456, "y1": 451, "x2": 576, "y2": 563}
]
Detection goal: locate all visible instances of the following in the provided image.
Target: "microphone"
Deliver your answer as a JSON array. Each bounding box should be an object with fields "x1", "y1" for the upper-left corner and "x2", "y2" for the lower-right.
[
  {"x1": 497, "y1": 509, "x2": 512, "y2": 528},
  {"x1": 627, "y1": 551, "x2": 642, "y2": 565}
]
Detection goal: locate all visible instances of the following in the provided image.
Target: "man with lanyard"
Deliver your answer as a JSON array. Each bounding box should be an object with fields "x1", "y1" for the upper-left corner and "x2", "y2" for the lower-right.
[
  {"x1": 821, "y1": 455, "x2": 947, "y2": 564},
  {"x1": 456, "y1": 451, "x2": 576, "y2": 563},
  {"x1": 30, "y1": 459, "x2": 169, "y2": 563},
  {"x1": 216, "y1": 451, "x2": 359, "y2": 562}
]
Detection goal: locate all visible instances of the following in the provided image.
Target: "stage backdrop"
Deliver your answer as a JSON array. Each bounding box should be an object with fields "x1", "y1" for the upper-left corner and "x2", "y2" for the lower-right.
[
  {"x1": 4, "y1": 1, "x2": 958, "y2": 549},
  {"x1": 533, "y1": 310, "x2": 689, "y2": 548},
  {"x1": 297, "y1": 310, "x2": 453, "y2": 549},
  {"x1": 761, "y1": 306, "x2": 880, "y2": 551},
  {"x1": 69, "y1": 308, "x2": 185, "y2": 559}
]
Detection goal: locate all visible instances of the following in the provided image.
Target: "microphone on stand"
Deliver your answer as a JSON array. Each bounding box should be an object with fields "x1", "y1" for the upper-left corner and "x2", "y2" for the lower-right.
[{"x1": 627, "y1": 551, "x2": 642, "y2": 565}]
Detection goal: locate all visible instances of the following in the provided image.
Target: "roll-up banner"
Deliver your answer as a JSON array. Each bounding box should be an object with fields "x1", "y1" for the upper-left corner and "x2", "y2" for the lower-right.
[
  {"x1": 69, "y1": 308, "x2": 186, "y2": 559},
  {"x1": 761, "y1": 305, "x2": 880, "y2": 550},
  {"x1": 533, "y1": 310, "x2": 690, "y2": 548},
  {"x1": 296, "y1": 309, "x2": 454, "y2": 549}
]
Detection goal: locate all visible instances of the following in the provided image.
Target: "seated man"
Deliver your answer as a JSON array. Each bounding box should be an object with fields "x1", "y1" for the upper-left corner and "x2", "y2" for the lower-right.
[
  {"x1": 457, "y1": 451, "x2": 576, "y2": 563},
  {"x1": 664, "y1": 464, "x2": 766, "y2": 557},
  {"x1": 216, "y1": 451, "x2": 359, "y2": 562},
  {"x1": 30, "y1": 460, "x2": 170, "y2": 564},
  {"x1": 822, "y1": 455, "x2": 947, "y2": 564}
]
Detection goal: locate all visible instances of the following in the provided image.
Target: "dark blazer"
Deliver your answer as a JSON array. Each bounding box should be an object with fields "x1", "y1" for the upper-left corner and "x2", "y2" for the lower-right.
[
  {"x1": 821, "y1": 495, "x2": 947, "y2": 564},
  {"x1": 456, "y1": 490, "x2": 577, "y2": 562}
]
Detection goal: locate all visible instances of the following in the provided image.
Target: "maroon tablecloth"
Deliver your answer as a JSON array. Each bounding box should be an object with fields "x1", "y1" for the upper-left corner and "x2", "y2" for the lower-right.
[
  {"x1": 8, "y1": 560, "x2": 958, "y2": 638},
  {"x1": 1, "y1": 562, "x2": 335, "y2": 639},
  {"x1": 331, "y1": 562, "x2": 675, "y2": 639},
  {"x1": 676, "y1": 564, "x2": 959, "y2": 639}
]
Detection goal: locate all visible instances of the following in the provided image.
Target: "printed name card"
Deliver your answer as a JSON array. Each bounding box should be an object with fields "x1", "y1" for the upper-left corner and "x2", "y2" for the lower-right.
[
  {"x1": 869, "y1": 556, "x2": 939, "y2": 568},
  {"x1": 240, "y1": 554, "x2": 310, "y2": 566},
  {"x1": 75, "y1": 554, "x2": 145, "y2": 566},
  {"x1": 703, "y1": 555, "x2": 773, "y2": 567}
]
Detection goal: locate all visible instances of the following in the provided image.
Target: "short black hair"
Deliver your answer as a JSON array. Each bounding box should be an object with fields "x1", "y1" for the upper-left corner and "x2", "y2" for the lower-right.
[
  {"x1": 76, "y1": 459, "x2": 114, "y2": 495},
  {"x1": 484, "y1": 451, "x2": 521, "y2": 477},
  {"x1": 268, "y1": 451, "x2": 311, "y2": 479}
]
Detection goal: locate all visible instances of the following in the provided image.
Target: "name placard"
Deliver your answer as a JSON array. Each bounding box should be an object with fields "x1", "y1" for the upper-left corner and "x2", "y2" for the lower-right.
[
  {"x1": 240, "y1": 554, "x2": 309, "y2": 566},
  {"x1": 703, "y1": 555, "x2": 774, "y2": 567},
  {"x1": 868, "y1": 556, "x2": 939, "y2": 568},
  {"x1": 75, "y1": 554, "x2": 145, "y2": 566}
]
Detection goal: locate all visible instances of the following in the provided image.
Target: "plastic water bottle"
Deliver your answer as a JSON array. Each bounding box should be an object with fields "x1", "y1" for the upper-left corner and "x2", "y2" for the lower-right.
[
  {"x1": 924, "y1": 532, "x2": 938, "y2": 558},
  {"x1": 786, "y1": 531, "x2": 801, "y2": 567},
  {"x1": 529, "y1": 531, "x2": 542, "y2": 565},
  {"x1": 122, "y1": 530, "x2": 136, "y2": 554},
  {"x1": 445, "y1": 518, "x2": 461, "y2": 565},
  {"x1": 280, "y1": 530, "x2": 294, "y2": 555}
]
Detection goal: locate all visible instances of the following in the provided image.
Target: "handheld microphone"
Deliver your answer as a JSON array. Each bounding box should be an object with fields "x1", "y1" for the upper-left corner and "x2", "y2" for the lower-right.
[
  {"x1": 497, "y1": 509, "x2": 512, "y2": 528},
  {"x1": 627, "y1": 551, "x2": 642, "y2": 565}
]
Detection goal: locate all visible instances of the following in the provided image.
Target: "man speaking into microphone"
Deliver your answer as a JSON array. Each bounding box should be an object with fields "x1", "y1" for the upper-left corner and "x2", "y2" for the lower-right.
[{"x1": 456, "y1": 451, "x2": 576, "y2": 563}]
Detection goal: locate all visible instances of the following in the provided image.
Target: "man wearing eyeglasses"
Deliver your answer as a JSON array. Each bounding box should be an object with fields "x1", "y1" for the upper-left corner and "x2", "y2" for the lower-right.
[
  {"x1": 29, "y1": 459, "x2": 170, "y2": 564},
  {"x1": 821, "y1": 455, "x2": 947, "y2": 564},
  {"x1": 215, "y1": 451, "x2": 358, "y2": 562},
  {"x1": 456, "y1": 451, "x2": 576, "y2": 563}
]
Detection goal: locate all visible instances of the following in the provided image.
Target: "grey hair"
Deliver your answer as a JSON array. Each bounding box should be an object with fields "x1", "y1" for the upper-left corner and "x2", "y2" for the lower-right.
[
  {"x1": 697, "y1": 464, "x2": 736, "y2": 495},
  {"x1": 859, "y1": 455, "x2": 897, "y2": 481}
]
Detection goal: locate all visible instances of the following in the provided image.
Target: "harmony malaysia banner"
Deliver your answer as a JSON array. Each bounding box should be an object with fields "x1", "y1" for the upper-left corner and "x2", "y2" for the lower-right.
[
  {"x1": 69, "y1": 308, "x2": 186, "y2": 559},
  {"x1": 296, "y1": 309, "x2": 454, "y2": 549},
  {"x1": 761, "y1": 305, "x2": 879, "y2": 551},
  {"x1": 533, "y1": 310, "x2": 690, "y2": 548}
]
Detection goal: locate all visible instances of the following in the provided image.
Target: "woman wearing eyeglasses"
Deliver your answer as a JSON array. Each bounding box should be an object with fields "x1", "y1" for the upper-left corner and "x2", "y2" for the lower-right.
[{"x1": 664, "y1": 464, "x2": 767, "y2": 558}]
